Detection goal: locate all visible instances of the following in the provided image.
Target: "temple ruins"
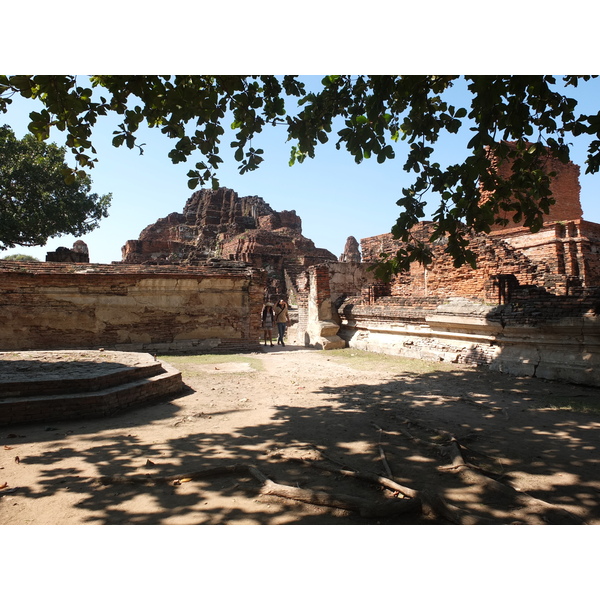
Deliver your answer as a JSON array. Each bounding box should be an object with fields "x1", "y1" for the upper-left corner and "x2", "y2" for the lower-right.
[
  {"x1": 2, "y1": 152, "x2": 600, "y2": 389},
  {"x1": 120, "y1": 187, "x2": 336, "y2": 300}
]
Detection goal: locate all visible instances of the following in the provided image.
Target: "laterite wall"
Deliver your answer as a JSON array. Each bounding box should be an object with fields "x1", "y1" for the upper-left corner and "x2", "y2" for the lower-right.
[{"x1": 0, "y1": 261, "x2": 266, "y2": 353}]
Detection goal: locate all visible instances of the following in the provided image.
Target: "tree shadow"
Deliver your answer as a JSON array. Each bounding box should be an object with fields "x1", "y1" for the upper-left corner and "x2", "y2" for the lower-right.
[{"x1": 2, "y1": 364, "x2": 599, "y2": 525}]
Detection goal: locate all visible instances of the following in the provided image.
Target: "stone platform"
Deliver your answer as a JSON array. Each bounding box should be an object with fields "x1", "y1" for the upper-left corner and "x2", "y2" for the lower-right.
[{"x1": 0, "y1": 350, "x2": 184, "y2": 426}]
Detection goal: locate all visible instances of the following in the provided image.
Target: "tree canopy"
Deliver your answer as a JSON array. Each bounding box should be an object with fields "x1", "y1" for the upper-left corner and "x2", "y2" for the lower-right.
[
  {"x1": 0, "y1": 124, "x2": 111, "y2": 250},
  {"x1": 1, "y1": 75, "x2": 598, "y2": 270},
  {"x1": 1, "y1": 253, "x2": 40, "y2": 261}
]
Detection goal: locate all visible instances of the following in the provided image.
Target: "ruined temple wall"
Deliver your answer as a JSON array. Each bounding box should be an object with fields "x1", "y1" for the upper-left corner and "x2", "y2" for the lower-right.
[
  {"x1": 328, "y1": 261, "x2": 378, "y2": 301},
  {"x1": 484, "y1": 154, "x2": 583, "y2": 230},
  {"x1": 338, "y1": 294, "x2": 600, "y2": 387},
  {"x1": 0, "y1": 262, "x2": 265, "y2": 353},
  {"x1": 120, "y1": 239, "x2": 195, "y2": 264},
  {"x1": 579, "y1": 220, "x2": 600, "y2": 285},
  {"x1": 288, "y1": 264, "x2": 345, "y2": 349},
  {"x1": 361, "y1": 228, "x2": 544, "y2": 301},
  {"x1": 495, "y1": 219, "x2": 600, "y2": 288}
]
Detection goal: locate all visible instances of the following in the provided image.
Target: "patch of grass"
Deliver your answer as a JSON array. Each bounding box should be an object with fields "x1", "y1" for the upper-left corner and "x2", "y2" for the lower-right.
[
  {"x1": 157, "y1": 353, "x2": 264, "y2": 376},
  {"x1": 541, "y1": 395, "x2": 600, "y2": 415},
  {"x1": 325, "y1": 348, "x2": 465, "y2": 375}
]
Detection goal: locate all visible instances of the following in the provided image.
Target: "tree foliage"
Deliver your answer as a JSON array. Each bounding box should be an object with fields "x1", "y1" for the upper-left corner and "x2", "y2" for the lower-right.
[
  {"x1": 1, "y1": 75, "x2": 599, "y2": 269},
  {"x1": 1, "y1": 253, "x2": 40, "y2": 261},
  {"x1": 0, "y1": 124, "x2": 111, "y2": 250}
]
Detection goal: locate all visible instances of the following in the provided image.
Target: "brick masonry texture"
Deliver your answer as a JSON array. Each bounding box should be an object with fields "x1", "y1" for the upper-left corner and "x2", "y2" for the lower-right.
[
  {"x1": 361, "y1": 220, "x2": 600, "y2": 300},
  {"x1": 481, "y1": 149, "x2": 583, "y2": 229},
  {"x1": 3, "y1": 154, "x2": 600, "y2": 388},
  {"x1": 0, "y1": 360, "x2": 184, "y2": 426},
  {"x1": 120, "y1": 187, "x2": 337, "y2": 300},
  {"x1": 330, "y1": 153, "x2": 600, "y2": 386},
  {"x1": 360, "y1": 153, "x2": 600, "y2": 300},
  {"x1": 0, "y1": 261, "x2": 266, "y2": 353}
]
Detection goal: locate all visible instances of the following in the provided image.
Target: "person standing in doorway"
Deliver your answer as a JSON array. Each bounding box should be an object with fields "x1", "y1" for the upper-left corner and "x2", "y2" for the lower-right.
[{"x1": 275, "y1": 299, "x2": 290, "y2": 346}]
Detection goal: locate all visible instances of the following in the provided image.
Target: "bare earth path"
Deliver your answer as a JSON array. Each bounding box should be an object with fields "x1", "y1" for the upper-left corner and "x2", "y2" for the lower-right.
[{"x1": 1, "y1": 345, "x2": 599, "y2": 525}]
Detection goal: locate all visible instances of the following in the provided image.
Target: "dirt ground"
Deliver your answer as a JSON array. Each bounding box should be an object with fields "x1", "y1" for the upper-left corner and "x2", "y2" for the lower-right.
[{"x1": 1, "y1": 344, "x2": 599, "y2": 525}]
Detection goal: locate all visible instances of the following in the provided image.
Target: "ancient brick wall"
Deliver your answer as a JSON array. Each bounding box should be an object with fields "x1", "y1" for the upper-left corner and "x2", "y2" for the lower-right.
[
  {"x1": 328, "y1": 262, "x2": 377, "y2": 302},
  {"x1": 0, "y1": 261, "x2": 265, "y2": 353},
  {"x1": 495, "y1": 219, "x2": 600, "y2": 290},
  {"x1": 361, "y1": 217, "x2": 600, "y2": 300},
  {"x1": 361, "y1": 226, "x2": 545, "y2": 302},
  {"x1": 338, "y1": 293, "x2": 600, "y2": 386},
  {"x1": 289, "y1": 264, "x2": 344, "y2": 349},
  {"x1": 482, "y1": 151, "x2": 583, "y2": 230},
  {"x1": 360, "y1": 147, "x2": 600, "y2": 299},
  {"x1": 578, "y1": 221, "x2": 600, "y2": 285},
  {"x1": 121, "y1": 187, "x2": 337, "y2": 300},
  {"x1": 337, "y1": 151, "x2": 600, "y2": 385}
]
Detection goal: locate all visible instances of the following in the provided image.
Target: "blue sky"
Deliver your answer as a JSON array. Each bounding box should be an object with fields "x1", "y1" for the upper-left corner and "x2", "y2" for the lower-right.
[{"x1": 2, "y1": 75, "x2": 600, "y2": 264}]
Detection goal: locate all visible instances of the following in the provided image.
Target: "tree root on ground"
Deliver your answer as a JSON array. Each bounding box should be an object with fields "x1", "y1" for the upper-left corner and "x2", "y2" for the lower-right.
[
  {"x1": 289, "y1": 453, "x2": 490, "y2": 525},
  {"x1": 392, "y1": 420, "x2": 586, "y2": 525},
  {"x1": 97, "y1": 427, "x2": 586, "y2": 525},
  {"x1": 98, "y1": 463, "x2": 421, "y2": 520}
]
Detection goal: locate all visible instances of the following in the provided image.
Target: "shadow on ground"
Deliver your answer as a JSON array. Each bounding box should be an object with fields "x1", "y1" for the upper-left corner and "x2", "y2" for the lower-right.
[{"x1": 2, "y1": 354, "x2": 599, "y2": 525}]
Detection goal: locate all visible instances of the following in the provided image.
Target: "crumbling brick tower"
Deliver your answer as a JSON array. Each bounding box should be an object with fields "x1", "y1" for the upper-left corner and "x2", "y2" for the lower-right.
[
  {"x1": 481, "y1": 147, "x2": 600, "y2": 291},
  {"x1": 480, "y1": 146, "x2": 583, "y2": 230},
  {"x1": 121, "y1": 187, "x2": 337, "y2": 300},
  {"x1": 361, "y1": 149, "x2": 600, "y2": 299}
]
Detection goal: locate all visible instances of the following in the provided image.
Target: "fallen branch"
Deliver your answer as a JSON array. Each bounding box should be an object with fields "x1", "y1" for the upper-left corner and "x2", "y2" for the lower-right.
[
  {"x1": 290, "y1": 457, "x2": 491, "y2": 524},
  {"x1": 395, "y1": 429, "x2": 586, "y2": 524},
  {"x1": 378, "y1": 445, "x2": 393, "y2": 479},
  {"x1": 98, "y1": 463, "x2": 421, "y2": 520}
]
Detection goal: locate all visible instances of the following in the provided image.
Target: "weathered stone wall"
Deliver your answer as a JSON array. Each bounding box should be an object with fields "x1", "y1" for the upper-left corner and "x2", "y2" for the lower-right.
[
  {"x1": 0, "y1": 261, "x2": 265, "y2": 353},
  {"x1": 361, "y1": 219, "x2": 600, "y2": 301},
  {"x1": 288, "y1": 265, "x2": 335, "y2": 349},
  {"x1": 328, "y1": 261, "x2": 378, "y2": 302},
  {"x1": 339, "y1": 293, "x2": 600, "y2": 386}
]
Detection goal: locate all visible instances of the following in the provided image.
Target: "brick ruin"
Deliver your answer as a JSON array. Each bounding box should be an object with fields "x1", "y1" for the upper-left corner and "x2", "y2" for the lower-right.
[
  {"x1": 120, "y1": 187, "x2": 337, "y2": 300},
  {"x1": 320, "y1": 152, "x2": 600, "y2": 386},
  {"x1": 358, "y1": 152, "x2": 600, "y2": 298},
  {"x1": 482, "y1": 145, "x2": 584, "y2": 230},
  {"x1": 1, "y1": 188, "x2": 336, "y2": 356},
  {"x1": 2, "y1": 152, "x2": 600, "y2": 388},
  {"x1": 339, "y1": 235, "x2": 361, "y2": 263},
  {"x1": 0, "y1": 260, "x2": 266, "y2": 354},
  {"x1": 46, "y1": 239, "x2": 90, "y2": 263}
]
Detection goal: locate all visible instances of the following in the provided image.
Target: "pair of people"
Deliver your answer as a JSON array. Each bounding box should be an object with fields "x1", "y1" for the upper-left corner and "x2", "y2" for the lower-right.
[{"x1": 261, "y1": 299, "x2": 290, "y2": 346}]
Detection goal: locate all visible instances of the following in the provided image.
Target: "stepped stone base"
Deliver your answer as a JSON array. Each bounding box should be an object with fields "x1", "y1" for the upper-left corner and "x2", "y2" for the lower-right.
[{"x1": 0, "y1": 350, "x2": 184, "y2": 426}]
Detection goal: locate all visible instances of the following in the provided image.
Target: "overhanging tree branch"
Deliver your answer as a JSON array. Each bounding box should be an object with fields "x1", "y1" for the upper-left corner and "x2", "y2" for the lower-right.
[{"x1": 2, "y1": 74, "x2": 598, "y2": 268}]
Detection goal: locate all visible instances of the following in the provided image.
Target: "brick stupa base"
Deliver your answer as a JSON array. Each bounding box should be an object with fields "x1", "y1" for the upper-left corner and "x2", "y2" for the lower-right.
[{"x1": 0, "y1": 350, "x2": 184, "y2": 426}]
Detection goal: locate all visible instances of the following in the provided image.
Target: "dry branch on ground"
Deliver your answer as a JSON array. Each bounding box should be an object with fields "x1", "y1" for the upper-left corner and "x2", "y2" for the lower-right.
[
  {"x1": 98, "y1": 462, "x2": 422, "y2": 520},
  {"x1": 391, "y1": 419, "x2": 587, "y2": 525}
]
